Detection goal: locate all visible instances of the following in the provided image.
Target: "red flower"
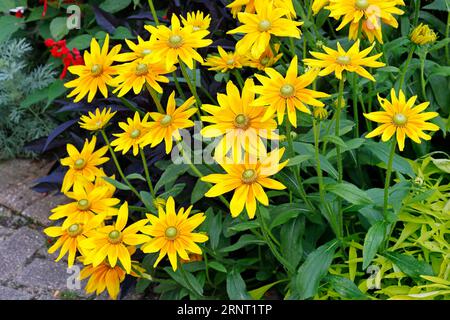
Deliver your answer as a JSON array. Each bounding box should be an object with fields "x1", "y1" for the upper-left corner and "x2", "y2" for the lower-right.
[{"x1": 45, "y1": 38, "x2": 84, "y2": 79}]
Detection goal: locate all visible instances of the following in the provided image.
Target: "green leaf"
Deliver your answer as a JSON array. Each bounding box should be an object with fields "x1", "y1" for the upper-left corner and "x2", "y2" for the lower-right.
[
  {"x1": 112, "y1": 26, "x2": 134, "y2": 39},
  {"x1": 206, "y1": 209, "x2": 221, "y2": 251},
  {"x1": 322, "y1": 135, "x2": 347, "y2": 148},
  {"x1": 20, "y1": 87, "x2": 49, "y2": 109},
  {"x1": 431, "y1": 158, "x2": 450, "y2": 173},
  {"x1": 326, "y1": 183, "x2": 373, "y2": 205},
  {"x1": 228, "y1": 221, "x2": 260, "y2": 232},
  {"x1": 0, "y1": 15, "x2": 22, "y2": 43},
  {"x1": 363, "y1": 221, "x2": 388, "y2": 269},
  {"x1": 423, "y1": 0, "x2": 449, "y2": 12},
  {"x1": 67, "y1": 34, "x2": 93, "y2": 50},
  {"x1": 165, "y1": 267, "x2": 204, "y2": 297},
  {"x1": 383, "y1": 252, "x2": 434, "y2": 279},
  {"x1": 326, "y1": 275, "x2": 367, "y2": 300},
  {"x1": 102, "y1": 177, "x2": 130, "y2": 191},
  {"x1": 269, "y1": 203, "x2": 309, "y2": 229},
  {"x1": 249, "y1": 280, "x2": 285, "y2": 300},
  {"x1": 126, "y1": 173, "x2": 146, "y2": 181},
  {"x1": 208, "y1": 261, "x2": 227, "y2": 273},
  {"x1": 135, "y1": 278, "x2": 151, "y2": 294},
  {"x1": 50, "y1": 17, "x2": 69, "y2": 40},
  {"x1": 280, "y1": 216, "x2": 305, "y2": 271},
  {"x1": 286, "y1": 154, "x2": 313, "y2": 167},
  {"x1": 100, "y1": 0, "x2": 132, "y2": 13},
  {"x1": 363, "y1": 140, "x2": 414, "y2": 176},
  {"x1": 220, "y1": 234, "x2": 265, "y2": 253},
  {"x1": 154, "y1": 164, "x2": 188, "y2": 192},
  {"x1": 140, "y1": 191, "x2": 154, "y2": 211},
  {"x1": 47, "y1": 80, "x2": 68, "y2": 106},
  {"x1": 292, "y1": 239, "x2": 338, "y2": 299},
  {"x1": 191, "y1": 179, "x2": 209, "y2": 204},
  {"x1": 159, "y1": 183, "x2": 186, "y2": 199},
  {"x1": 226, "y1": 269, "x2": 252, "y2": 300}
]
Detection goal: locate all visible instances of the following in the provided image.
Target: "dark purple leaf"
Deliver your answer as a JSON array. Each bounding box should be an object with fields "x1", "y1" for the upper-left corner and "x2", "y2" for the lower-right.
[
  {"x1": 93, "y1": 5, "x2": 120, "y2": 33},
  {"x1": 43, "y1": 119, "x2": 78, "y2": 152}
]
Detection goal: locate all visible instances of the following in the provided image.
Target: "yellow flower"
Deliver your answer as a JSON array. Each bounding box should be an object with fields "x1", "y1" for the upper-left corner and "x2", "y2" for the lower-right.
[
  {"x1": 253, "y1": 56, "x2": 329, "y2": 127},
  {"x1": 50, "y1": 182, "x2": 119, "y2": 228},
  {"x1": 140, "y1": 92, "x2": 197, "y2": 154},
  {"x1": 312, "y1": 0, "x2": 329, "y2": 14},
  {"x1": 112, "y1": 55, "x2": 175, "y2": 96},
  {"x1": 110, "y1": 112, "x2": 150, "y2": 156},
  {"x1": 203, "y1": 46, "x2": 248, "y2": 73},
  {"x1": 410, "y1": 23, "x2": 437, "y2": 45},
  {"x1": 227, "y1": 0, "x2": 303, "y2": 58},
  {"x1": 145, "y1": 14, "x2": 213, "y2": 69},
  {"x1": 120, "y1": 36, "x2": 154, "y2": 62},
  {"x1": 141, "y1": 196, "x2": 208, "y2": 271},
  {"x1": 181, "y1": 11, "x2": 211, "y2": 31},
  {"x1": 325, "y1": 0, "x2": 404, "y2": 33},
  {"x1": 65, "y1": 34, "x2": 122, "y2": 103},
  {"x1": 227, "y1": 0, "x2": 256, "y2": 18},
  {"x1": 313, "y1": 107, "x2": 329, "y2": 120},
  {"x1": 80, "y1": 202, "x2": 150, "y2": 273},
  {"x1": 201, "y1": 79, "x2": 279, "y2": 162},
  {"x1": 79, "y1": 107, "x2": 116, "y2": 131},
  {"x1": 79, "y1": 262, "x2": 126, "y2": 300},
  {"x1": 275, "y1": 0, "x2": 297, "y2": 19},
  {"x1": 363, "y1": 89, "x2": 439, "y2": 151},
  {"x1": 304, "y1": 40, "x2": 385, "y2": 81},
  {"x1": 44, "y1": 214, "x2": 105, "y2": 267},
  {"x1": 245, "y1": 43, "x2": 283, "y2": 70},
  {"x1": 349, "y1": 18, "x2": 383, "y2": 43},
  {"x1": 201, "y1": 149, "x2": 288, "y2": 219},
  {"x1": 60, "y1": 136, "x2": 109, "y2": 193}
]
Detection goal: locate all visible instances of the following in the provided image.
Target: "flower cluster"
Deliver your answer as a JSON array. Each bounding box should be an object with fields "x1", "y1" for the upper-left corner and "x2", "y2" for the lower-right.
[
  {"x1": 45, "y1": 39, "x2": 83, "y2": 79},
  {"x1": 45, "y1": 0, "x2": 442, "y2": 300}
]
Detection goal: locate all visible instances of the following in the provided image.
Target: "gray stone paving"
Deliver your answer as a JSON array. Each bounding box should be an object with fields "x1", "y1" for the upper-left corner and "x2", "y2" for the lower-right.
[{"x1": 0, "y1": 159, "x2": 143, "y2": 300}]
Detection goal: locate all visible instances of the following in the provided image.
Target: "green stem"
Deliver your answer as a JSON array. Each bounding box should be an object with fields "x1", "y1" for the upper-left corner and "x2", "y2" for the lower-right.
[
  {"x1": 413, "y1": 0, "x2": 421, "y2": 26},
  {"x1": 257, "y1": 212, "x2": 293, "y2": 274},
  {"x1": 147, "y1": 0, "x2": 159, "y2": 25},
  {"x1": 119, "y1": 96, "x2": 145, "y2": 116},
  {"x1": 398, "y1": 47, "x2": 415, "y2": 91},
  {"x1": 420, "y1": 49, "x2": 428, "y2": 100},
  {"x1": 352, "y1": 73, "x2": 359, "y2": 138},
  {"x1": 285, "y1": 121, "x2": 315, "y2": 211},
  {"x1": 383, "y1": 140, "x2": 397, "y2": 219},
  {"x1": 289, "y1": 37, "x2": 297, "y2": 58},
  {"x1": 446, "y1": 12, "x2": 450, "y2": 65},
  {"x1": 313, "y1": 119, "x2": 326, "y2": 204},
  {"x1": 146, "y1": 83, "x2": 164, "y2": 113},
  {"x1": 336, "y1": 77, "x2": 345, "y2": 183},
  {"x1": 100, "y1": 130, "x2": 140, "y2": 199},
  {"x1": 179, "y1": 60, "x2": 202, "y2": 109},
  {"x1": 232, "y1": 69, "x2": 244, "y2": 88},
  {"x1": 172, "y1": 71, "x2": 186, "y2": 100},
  {"x1": 140, "y1": 148, "x2": 155, "y2": 198}
]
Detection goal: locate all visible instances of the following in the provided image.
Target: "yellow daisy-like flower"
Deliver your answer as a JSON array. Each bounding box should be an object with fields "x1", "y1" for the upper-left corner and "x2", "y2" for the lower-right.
[
  {"x1": 60, "y1": 136, "x2": 109, "y2": 193},
  {"x1": 141, "y1": 196, "x2": 208, "y2": 271},
  {"x1": 112, "y1": 55, "x2": 175, "y2": 97},
  {"x1": 80, "y1": 262, "x2": 126, "y2": 300},
  {"x1": 50, "y1": 182, "x2": 119, "y2": 228},
  {"x1": 325, "y1": 0, "x2": 404, "y2": 32},
  {"x1": 78, "y1": 247, "x2": 144, "y2": 300},
  {"x1": 145, "y1": 14, "x2": 213, "y2": 69},
  {"x1": 110, "y1": 112, "x2": 150, "y2": 156},
  {"x1": 201, "y1": 149, "x2": 288, "y2": 219},
  {"x1": 245, "y1": 43, "x2": 283, "y2": 70},
  {"x1": 363, "y1": 89, "x2": 440, "y2": 151},
  {"x1": 349, "y1": 18, "x2": 383, "y2": 43},
  {"x1": 253, "y1": 56, "x2": 329, "y2": 127},
  {"x1": 201, "y1": 79, "x2": 279, "y2": 162},
  {"x1": 80, "y1": 202, "x2": 150, "y2": 274},
  {"x1": 79, "y1": 107, "x2": 116, "y2": 131},
  {"x1": 227, "y1": 0, "x2": 303, "y2": 58},
  {"x1": 120, "y1": 36, "x2": 154, "y2": 62},
  {"x1": 227, "y1": 0, "x2": 256, "y2": 18},
  {"x1": 275, "y1": 0, "x2": 297, "y2": 19},
  {"x1": 203, "y1": 46, "x2": 248, "y2": 73},
  {"x1": 303, "y1": 40, "x2": 385, "y2": 81},
  {"x1": 410, "y1": 23, "x2": 438, "y2": 45},
  {"x1": 140, "y1": 92, "x2": 197, "y2": 154},
  {"x1": 65, "y1": 34, "x2": 122, "y2": 103},
  {"x1": 181, "y1": 11, "x2": 211, "y2": 31},
  {"x1": 312, "y1": 0, "x2": 329, "y2": 14},
  {"x1": 44, "y1": 214, "x2": 105, "y2": 267}
]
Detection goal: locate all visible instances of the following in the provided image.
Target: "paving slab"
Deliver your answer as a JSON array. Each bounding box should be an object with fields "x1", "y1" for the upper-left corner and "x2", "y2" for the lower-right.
[
  {"x1": 0, "y1": 285, "x2": 33, "y2": 300},
  {"x1": 22, "y1": 193, "x2": 68, "y2": 226}
]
